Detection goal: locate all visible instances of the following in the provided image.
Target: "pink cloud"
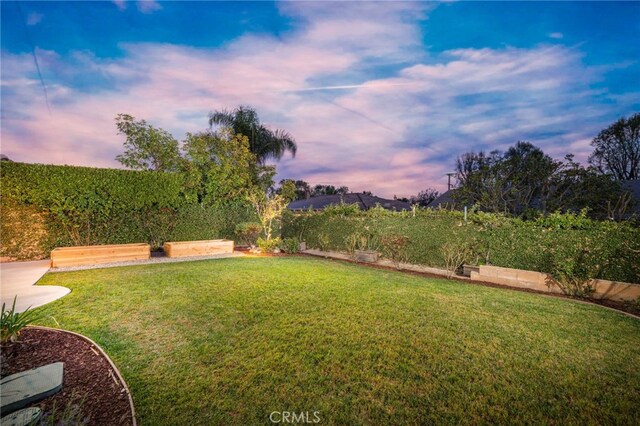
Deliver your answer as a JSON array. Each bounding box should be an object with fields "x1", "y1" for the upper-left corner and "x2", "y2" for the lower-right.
[
  {"x1": 1, "y1": 4, "x2": 632, "y2": 198},
  {"x1": 137, "y1": 1, "x2": 161, "y2": 14},
  {"x1": 26, "y1": 13, "x2": 43, "y2": 26}
]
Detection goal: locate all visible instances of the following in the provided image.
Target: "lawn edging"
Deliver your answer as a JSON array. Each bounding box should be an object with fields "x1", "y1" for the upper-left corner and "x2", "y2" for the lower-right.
[{"x1": 29, "y1": 326, "x2": 137, "y2": 426}]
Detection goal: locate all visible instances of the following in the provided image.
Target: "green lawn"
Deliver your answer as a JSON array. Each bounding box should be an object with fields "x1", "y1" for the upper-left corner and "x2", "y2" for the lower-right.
[{"x1": 34, "y1": 257, "x2": 639, "y2": 425}]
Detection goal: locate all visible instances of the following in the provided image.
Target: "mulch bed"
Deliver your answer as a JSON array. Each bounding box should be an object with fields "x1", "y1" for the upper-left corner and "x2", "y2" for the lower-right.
[{"x1": 1, "y1": 328, "x2": 134, "y2": 425}]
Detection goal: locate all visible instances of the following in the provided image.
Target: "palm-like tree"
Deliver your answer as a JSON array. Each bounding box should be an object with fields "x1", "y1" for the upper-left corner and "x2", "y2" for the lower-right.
[{"x1": 209, "y1": 106, "x2": 297, "y2": 164}]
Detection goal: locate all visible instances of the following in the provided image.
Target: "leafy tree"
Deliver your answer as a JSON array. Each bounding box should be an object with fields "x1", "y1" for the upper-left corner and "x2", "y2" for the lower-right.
[
  {"x1": 455, "y1": 149, "x2": 510, "y2": 213},
  {"x1": 208, "y1": 105, "x2": 297, "y2": 165},
  {"x1": 589, "y1": 113, "x2": 640, "y2": 180},
  {"x1": 410, "y1": 188, "x2": 440, "y2": 207},
  {"x1": 182, "y1": 130, "x2": 257, "y2": 205},
  {"x1": 256, "y1": 165, "x2": 277, "y2": 194},
  {"x1": 541, "y1": 155, "x2": 624, "y2": 219},
  {"x1": 312, "y1": 185, "x2": 349, "y2": 196},
  {"x1": 502, "y1": 142, "x2": 556, "y2": 213},
  {"x1": 277, "y1": 179, "x2": 298, "y2": 203},
  {"x1": 115, "y1": 114, "x2": 181, "y2": 172},
  {"x1": 293, "y1": 180, "x2": 312, "y2": 200}
]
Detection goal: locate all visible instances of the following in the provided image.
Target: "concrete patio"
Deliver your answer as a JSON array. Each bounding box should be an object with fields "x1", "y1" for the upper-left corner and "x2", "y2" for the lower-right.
[{"x1": 1, "y1": 260, "x2": 69, "y2": 313}]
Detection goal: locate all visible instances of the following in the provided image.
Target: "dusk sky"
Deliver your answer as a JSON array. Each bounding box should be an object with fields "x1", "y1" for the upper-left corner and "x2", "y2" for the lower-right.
[{"x1": 2, "y1": 1, "x2": 639, "y2": 197}]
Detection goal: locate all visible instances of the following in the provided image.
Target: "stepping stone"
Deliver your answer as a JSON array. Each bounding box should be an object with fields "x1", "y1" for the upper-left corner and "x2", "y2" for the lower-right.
[
  {"x1": 0, "y1": 363, "x2": 63, "y2": 415},
  {"x1": 0, "y1": 407, "x2": 42, "y2": 426}
]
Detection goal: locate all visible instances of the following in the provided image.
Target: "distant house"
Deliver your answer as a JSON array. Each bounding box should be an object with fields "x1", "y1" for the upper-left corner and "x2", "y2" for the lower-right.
[
  {"x1": 621, "y1": 180, "x2": 640, "y2": 215},
  {"x1": 427, "y1": 189, "x2": 459, "y2": 210},
  {"x1": 288, "y1": 193, "x2": 411, "y2": 212}
]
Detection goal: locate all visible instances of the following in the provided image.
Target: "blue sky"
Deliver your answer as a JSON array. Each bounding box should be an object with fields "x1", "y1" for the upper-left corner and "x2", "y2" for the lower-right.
[{"x1": 2, "y1": 1, "x2": 639, "y2": 196}]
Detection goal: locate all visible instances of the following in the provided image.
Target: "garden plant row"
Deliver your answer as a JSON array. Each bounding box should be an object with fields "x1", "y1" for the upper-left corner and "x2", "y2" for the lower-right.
[{"x1": 282, "y1": 204, "x2": 640, "y2": 284}]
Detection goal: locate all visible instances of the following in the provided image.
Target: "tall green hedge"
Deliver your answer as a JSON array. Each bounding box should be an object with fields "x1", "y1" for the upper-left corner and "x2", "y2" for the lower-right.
[
  {"x1": 282, "y1": 206, "x2": 640, "y2": 283},
  {"x1": 1, "y1": 162, "x2": 255, "y2": 259}
]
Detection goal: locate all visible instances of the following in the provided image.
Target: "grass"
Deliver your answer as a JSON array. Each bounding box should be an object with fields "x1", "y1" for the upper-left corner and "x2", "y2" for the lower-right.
[{"x1": 33, "y1": 257, "x2": 639, "y2": 425}]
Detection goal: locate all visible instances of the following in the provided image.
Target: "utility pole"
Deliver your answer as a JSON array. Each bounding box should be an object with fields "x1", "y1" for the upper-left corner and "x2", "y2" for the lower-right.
[{"x1": 446, "y1": 173, "x2": 456, "y2": 191}]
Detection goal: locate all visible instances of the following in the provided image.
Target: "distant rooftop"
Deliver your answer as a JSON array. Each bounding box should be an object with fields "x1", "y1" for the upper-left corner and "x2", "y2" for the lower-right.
[{"x1": 427, "y1": 189, "x2": 459, "y2": 209}]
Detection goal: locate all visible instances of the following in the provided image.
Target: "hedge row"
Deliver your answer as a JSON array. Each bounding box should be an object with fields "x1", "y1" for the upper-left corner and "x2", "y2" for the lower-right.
[
  {"x1": 282, "y1": 206, "x2": 640, "y2": 284},
  {"x1": 1, "y1": 162, "x2": 255, "y2": 259}
]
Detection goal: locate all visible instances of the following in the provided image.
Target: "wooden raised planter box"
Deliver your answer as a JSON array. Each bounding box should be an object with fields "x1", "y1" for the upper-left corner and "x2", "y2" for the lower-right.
[
  {"x1": 51, "y1": 243, "x2": 150, "y2": 268},
  {"x1": 163, "y1": 239, "x2": 234, "y2": 258}
]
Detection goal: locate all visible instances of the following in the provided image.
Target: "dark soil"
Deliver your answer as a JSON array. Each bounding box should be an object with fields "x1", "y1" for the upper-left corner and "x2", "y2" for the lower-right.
[{"x1": 1, "y1": 328, "x2": 134, "y2": 425}]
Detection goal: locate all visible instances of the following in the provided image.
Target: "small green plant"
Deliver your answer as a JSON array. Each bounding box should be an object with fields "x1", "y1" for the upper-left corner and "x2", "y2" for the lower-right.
[
  {"x1": 235, "y1": 222, "x2": 262, "y2": 245},
  {"x1": 257, "y1": 237, "x2": 282, "y2": 253},
  {"x1": 1, "y1": 297, "x2": 41, "y2": 345},
  {"x1": 355, "y1": 231, "x2": 379, "y2": 252},
  {"x1": 345, "y1": 234, "x2": 359, "y2": 258},
  {"x1": 281, "y1": 237, "x2": 300, "y2": 254},
  {"x1": 40, "y1": 393, "x2": 89, "y2": 425},
  {"x1": 380, "y1": 233, "x2": 410, "y2": 268}
]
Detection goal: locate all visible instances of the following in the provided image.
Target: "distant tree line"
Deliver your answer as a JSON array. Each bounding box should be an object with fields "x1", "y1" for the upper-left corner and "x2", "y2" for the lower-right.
[{"x1": 453, "y1": 113, "x2": 639, "y2": 219}]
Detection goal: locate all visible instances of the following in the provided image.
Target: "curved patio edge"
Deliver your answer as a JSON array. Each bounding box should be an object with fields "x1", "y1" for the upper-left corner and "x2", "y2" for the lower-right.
[{"x1": 0, "y1": 260, "x2": 70, "y2": 313}]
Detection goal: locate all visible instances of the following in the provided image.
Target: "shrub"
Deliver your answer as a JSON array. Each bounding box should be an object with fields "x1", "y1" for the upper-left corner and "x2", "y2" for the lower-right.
[
  {"x1": 545, "y1": 238, "x2": 601, "y2": 297},
  {"x1": 257, "y1": 237, "x2": 281, "y2": 254},
  {"x1": 235, "y1": 222, "x2": 262, "y2": 246},
  {"x1": 1, "y1": 297, "x2": 41, "y2": 345},
  {"x1": 280, "y1": 237, "x2": 300, "y2": 254},
  {"x1": 379, "y1": 233, "x2": 410, "y2": 268},
  {"x1": 442, "y1": 241, "x2": 474, "y2": 279}
]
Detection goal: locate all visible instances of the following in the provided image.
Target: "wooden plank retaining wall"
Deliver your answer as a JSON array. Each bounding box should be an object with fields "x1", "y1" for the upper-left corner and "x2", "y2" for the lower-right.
[
  {"x1": 51, "y1": 243, "x2": 150, "y2": 268},
  {"x1": 471, "y1": 265, "x2": 640, "y2": 302},
  {"x1": 163, "y1": 239, "x2": 234, "y2": 258}
]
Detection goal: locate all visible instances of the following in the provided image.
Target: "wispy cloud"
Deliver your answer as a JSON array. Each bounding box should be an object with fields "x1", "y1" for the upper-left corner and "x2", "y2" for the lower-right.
[
  {"x1": 285, "y1": 82, "x2": 420, "y2": 93},
  {"x1": 549, "y1": 32, "x2": 564, "y2": 39},
  {"x1": 1, "y1": 3, "x2": 636, "y2": 197},
  {"x1": 26, "y1": 12, "x2": 43, "y2": 26},
  {"x1": 137, "y1": 1, "x2": 161, "y2": 14},
  {"x1": 113, "y1": 0, "x2": 126, "y2": 12},
  {"x1": 113, "y1": 0, "x2": 161, "y2": 14}
]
